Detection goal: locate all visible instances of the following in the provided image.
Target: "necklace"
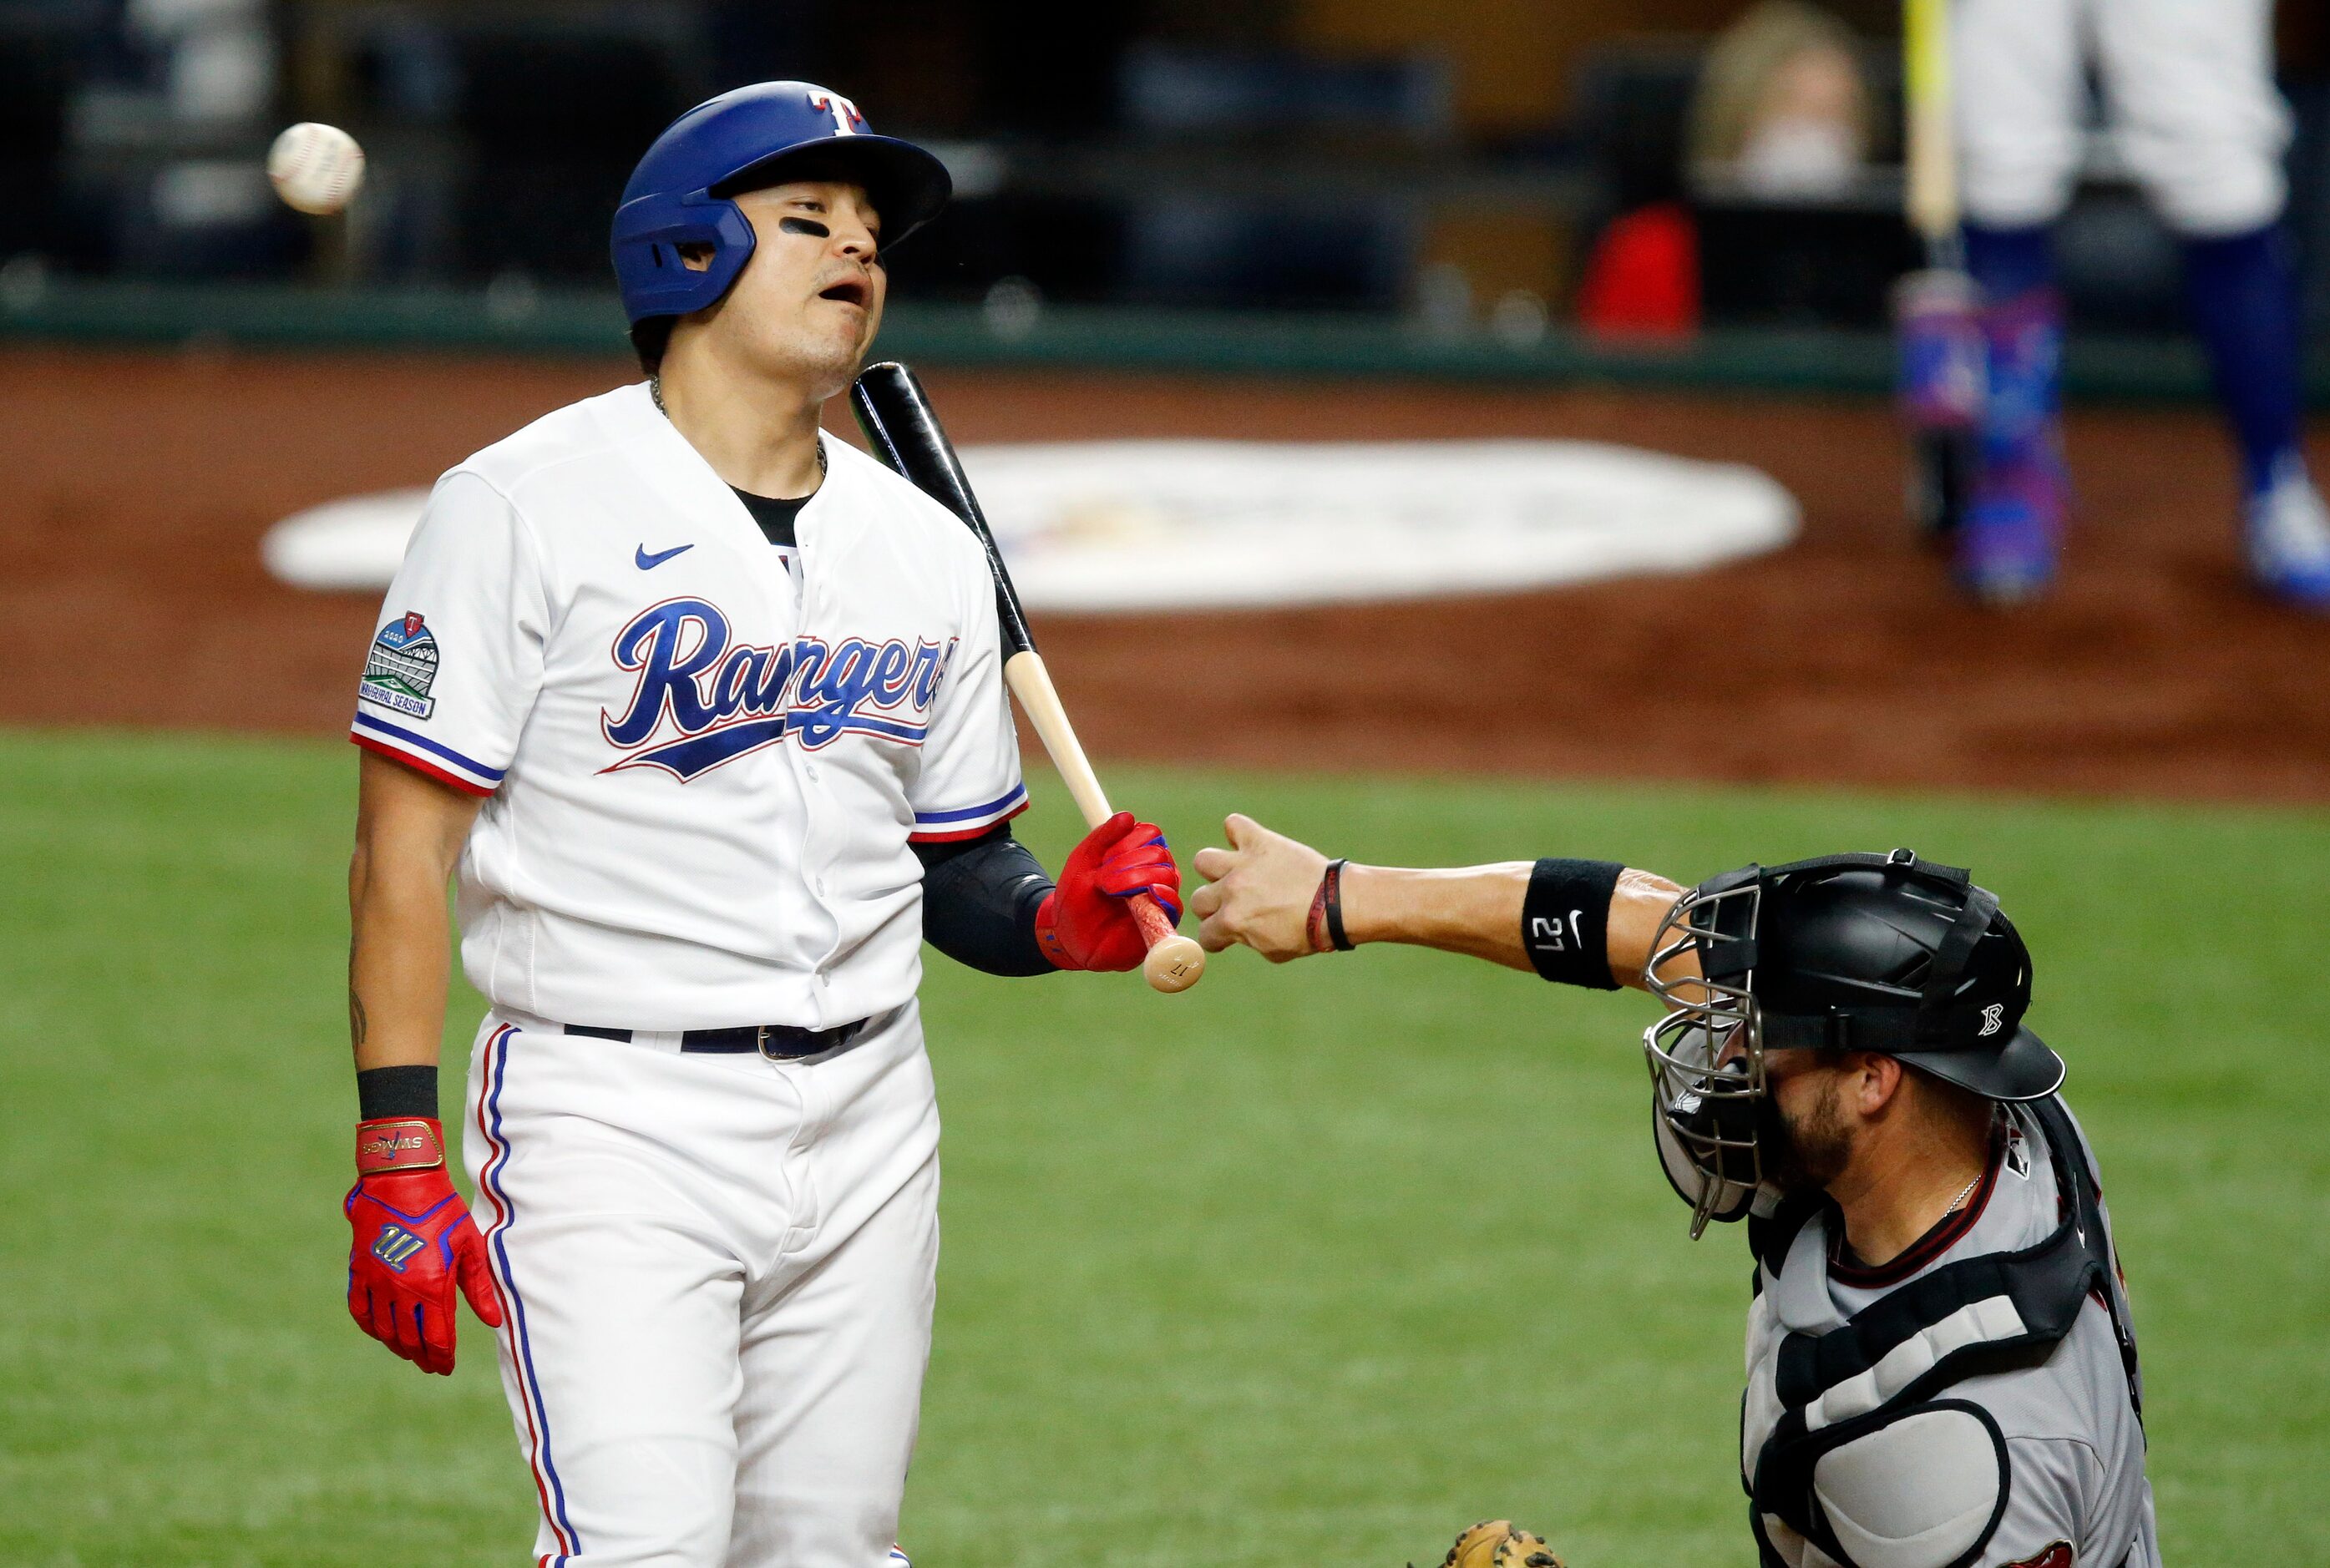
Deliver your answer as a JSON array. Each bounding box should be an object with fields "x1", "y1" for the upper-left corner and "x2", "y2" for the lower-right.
[
  {"x1": 649, "y1": 377, "x2": 828, "y2": 479},
  {"x1": 1945, "y1": 1170, "x2": 1983, "y2": 1213}
]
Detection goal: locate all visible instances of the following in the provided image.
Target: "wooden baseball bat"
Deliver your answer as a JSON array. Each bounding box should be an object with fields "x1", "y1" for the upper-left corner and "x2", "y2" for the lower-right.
[
  {"x1": 1902, "y1": 0, "x2": 1958, "y2": 254},
  {"x1": 849, "y1": 361, "x2": 1205, "y2": 995},
  {"x1": 1896, "y1": 0, "x2": 1981, "y2": 544}
]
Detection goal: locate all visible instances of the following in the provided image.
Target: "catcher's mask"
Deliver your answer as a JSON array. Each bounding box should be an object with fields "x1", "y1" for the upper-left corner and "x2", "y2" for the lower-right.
[{"x1": 1643, "y1": 847, "x2": 2064, "y2": 1238}]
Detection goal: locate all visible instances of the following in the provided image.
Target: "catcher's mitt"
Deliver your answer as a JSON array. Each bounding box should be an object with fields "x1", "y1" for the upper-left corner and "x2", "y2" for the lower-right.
[{"x1": 1417, "y1": 1520, "x2": 1564, "y2": 1568}]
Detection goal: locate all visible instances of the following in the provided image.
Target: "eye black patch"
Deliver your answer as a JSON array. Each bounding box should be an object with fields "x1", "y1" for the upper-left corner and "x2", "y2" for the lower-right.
[{"x1": 779, "y1": 217, "x2": 831, "y2": 238}]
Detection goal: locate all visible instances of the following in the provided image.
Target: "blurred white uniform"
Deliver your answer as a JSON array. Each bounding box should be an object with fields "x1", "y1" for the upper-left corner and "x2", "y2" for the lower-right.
[{"x1": 1954, "y1": 0, "x2": 2292, "y2": 235}]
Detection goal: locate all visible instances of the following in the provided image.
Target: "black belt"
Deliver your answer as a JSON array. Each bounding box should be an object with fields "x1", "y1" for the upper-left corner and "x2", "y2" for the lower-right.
[{"x1": 564, "y1": 1019, "x2": 868, "y2": 1060}]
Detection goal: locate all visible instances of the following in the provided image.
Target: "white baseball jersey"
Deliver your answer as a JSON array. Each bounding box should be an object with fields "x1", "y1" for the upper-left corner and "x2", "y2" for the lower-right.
[
  {"x1": 352, "y1": 381, "x2": 1028, "y2": 1031},
  {"x1": 1742, "y1": 1100, "x2": 2158, "y2": 1568}
]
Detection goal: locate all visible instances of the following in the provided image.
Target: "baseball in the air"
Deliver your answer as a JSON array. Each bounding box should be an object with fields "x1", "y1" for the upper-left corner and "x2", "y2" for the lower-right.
[{"x1": 267, "y1": 122, "x2": 366, "y2": 215}]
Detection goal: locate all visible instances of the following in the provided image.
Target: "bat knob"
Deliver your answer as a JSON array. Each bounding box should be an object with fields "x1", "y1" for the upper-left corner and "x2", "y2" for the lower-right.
[{"x1": 1142, "y1": 933, "x2": 1207, "y2": 994}]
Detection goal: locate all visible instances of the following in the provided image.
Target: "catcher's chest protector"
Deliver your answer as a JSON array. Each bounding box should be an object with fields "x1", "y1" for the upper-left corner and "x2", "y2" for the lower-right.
[{"x1": 1739, "y1": 1097, "x2": 2145, "y2": 1568}]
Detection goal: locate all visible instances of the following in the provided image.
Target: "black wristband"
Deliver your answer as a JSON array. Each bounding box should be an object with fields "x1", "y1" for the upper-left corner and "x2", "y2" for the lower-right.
[
  {"x1": 357, "y1": 1064, "x2": 440, "y2": 1121},
  {"x1": 1320, "y1": 858, "x2": 1354, "y2": 951},
  {"x1": 1521, "y1": 857, "x2": 1626, "y2": 990}
]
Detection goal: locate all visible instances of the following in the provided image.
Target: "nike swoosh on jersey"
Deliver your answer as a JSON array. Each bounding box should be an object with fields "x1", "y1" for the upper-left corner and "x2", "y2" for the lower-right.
[{"x1": 636, "y1": 543, "x2": 695, "y2": 569}]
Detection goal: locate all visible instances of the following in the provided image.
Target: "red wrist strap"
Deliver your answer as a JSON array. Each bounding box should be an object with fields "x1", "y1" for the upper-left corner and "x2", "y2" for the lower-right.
[
  {"x1": 1306, "y1": 859, "x2": 1351, "y2": 953},
  {"x1": 356, "y1": 1117, "x2": 446, "y2": 1176}
]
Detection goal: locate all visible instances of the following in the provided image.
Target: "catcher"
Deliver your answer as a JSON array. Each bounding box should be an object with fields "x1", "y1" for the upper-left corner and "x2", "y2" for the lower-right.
[{"x1": 1193, "y1": 818, "x2": 2155, "y2": 1568}]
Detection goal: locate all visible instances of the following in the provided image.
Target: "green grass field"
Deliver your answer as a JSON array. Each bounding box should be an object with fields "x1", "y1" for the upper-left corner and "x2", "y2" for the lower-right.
[{"x1": 2, "y1": 728, "x2": 2324, "y2": 1566}]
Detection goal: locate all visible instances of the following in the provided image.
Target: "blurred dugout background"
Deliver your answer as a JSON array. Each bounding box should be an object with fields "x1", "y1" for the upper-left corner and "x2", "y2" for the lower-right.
[{"x1": 2, "y1": 0, "x2": 2326, "y2": 364}]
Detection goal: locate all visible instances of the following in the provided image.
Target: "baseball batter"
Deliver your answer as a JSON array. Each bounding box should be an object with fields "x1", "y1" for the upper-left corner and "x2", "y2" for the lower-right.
[
  {"x1": 1193, "y1": 822, "x2": 2155, "y2": 1568},
  {"x1": 339, "y1": 83, "x2": 1182, "y2": 1567},
  {"x1": 1950, "y1": 0, "x2": 2330, "y2": 607}
]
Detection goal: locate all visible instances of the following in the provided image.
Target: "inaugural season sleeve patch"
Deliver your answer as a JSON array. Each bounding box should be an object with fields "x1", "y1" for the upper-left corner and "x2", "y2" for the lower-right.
[{"x1": 360, "y1": 611, "x2": 440, "y2": 719}]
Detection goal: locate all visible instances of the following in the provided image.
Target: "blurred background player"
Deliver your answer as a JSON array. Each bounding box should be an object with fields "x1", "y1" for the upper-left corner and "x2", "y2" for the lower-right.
[
  {"x1": 1190, "y1": 820, "x2": 2155, "y2": 1568},
  {"x1": 1953, "y1": 0, "x2": 2330, "y2": 608}
]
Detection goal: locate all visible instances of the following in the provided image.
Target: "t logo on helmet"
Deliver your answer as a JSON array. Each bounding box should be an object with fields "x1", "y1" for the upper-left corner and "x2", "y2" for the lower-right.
[{"x1": 810, "y1": 92, "x2": 866, "y2": 136}]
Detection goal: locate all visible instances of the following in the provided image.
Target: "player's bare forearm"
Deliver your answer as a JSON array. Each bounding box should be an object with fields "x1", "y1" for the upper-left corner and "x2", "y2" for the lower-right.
[
  {"x1": 347, "y1": 751, "x2": 483, "y2": 1070},
  {"x1": 1346, "y1": 862, "x2": 1684, "y2": 987},
  {"x1": 1339, "y1": 861, "x2": 1537, "y2": 969},
  {"x1": 1191, "y1": 814, "x2": 1686, "y2": 990}
]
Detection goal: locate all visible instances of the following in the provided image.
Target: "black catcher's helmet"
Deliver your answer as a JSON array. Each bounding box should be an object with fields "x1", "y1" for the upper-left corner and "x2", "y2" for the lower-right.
[{"x1": 1642, "y1": 848, "x2": 2063, "y2": 1236}]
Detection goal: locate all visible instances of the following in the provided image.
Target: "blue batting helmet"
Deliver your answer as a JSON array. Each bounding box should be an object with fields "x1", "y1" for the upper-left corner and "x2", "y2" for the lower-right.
[{"x1": 610, "y1": 81, "x2": 952, "y2": 327}]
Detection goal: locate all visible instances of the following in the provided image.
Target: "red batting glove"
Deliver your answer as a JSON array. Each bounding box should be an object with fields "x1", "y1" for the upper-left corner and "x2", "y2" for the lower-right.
[
  {"x1": 1036, "y1": 811, "x2": 1183, "y2": 972},
  {"x1": 345, "y1": 1117, "x2": 503, "y2": 1376}
]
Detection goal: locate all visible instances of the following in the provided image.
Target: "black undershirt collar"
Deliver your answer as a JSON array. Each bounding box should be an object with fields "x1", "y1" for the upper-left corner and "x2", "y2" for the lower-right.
[{"x1": 732, "y1": 488, "x2": 810, "y2": 547}]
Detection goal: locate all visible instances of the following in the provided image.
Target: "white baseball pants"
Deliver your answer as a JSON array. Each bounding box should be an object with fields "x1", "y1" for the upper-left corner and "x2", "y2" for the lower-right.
[
  {"x1": 461, "y1": 1003, "x2": 941, "y2": 1567},
  {"x1": 1954, "y1": 0, "x2": 2292, "y2": 236}
]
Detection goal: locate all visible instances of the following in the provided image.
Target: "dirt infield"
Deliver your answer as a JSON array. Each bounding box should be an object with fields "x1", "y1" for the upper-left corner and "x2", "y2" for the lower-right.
[{"x1": 4, "y1": 345, "x2": 2327, "y2": 802}]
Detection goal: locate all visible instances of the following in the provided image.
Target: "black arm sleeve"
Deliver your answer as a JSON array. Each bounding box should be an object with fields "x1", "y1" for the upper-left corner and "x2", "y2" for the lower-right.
[{"x1": 911, "y1": 823, "x2": 1056, "y2": 977}]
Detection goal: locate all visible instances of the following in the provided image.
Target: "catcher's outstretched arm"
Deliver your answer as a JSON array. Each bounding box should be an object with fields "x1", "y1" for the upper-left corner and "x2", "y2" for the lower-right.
[{"x1": 1188, "y1": 812, "x2": 1684, "y2": 989}]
